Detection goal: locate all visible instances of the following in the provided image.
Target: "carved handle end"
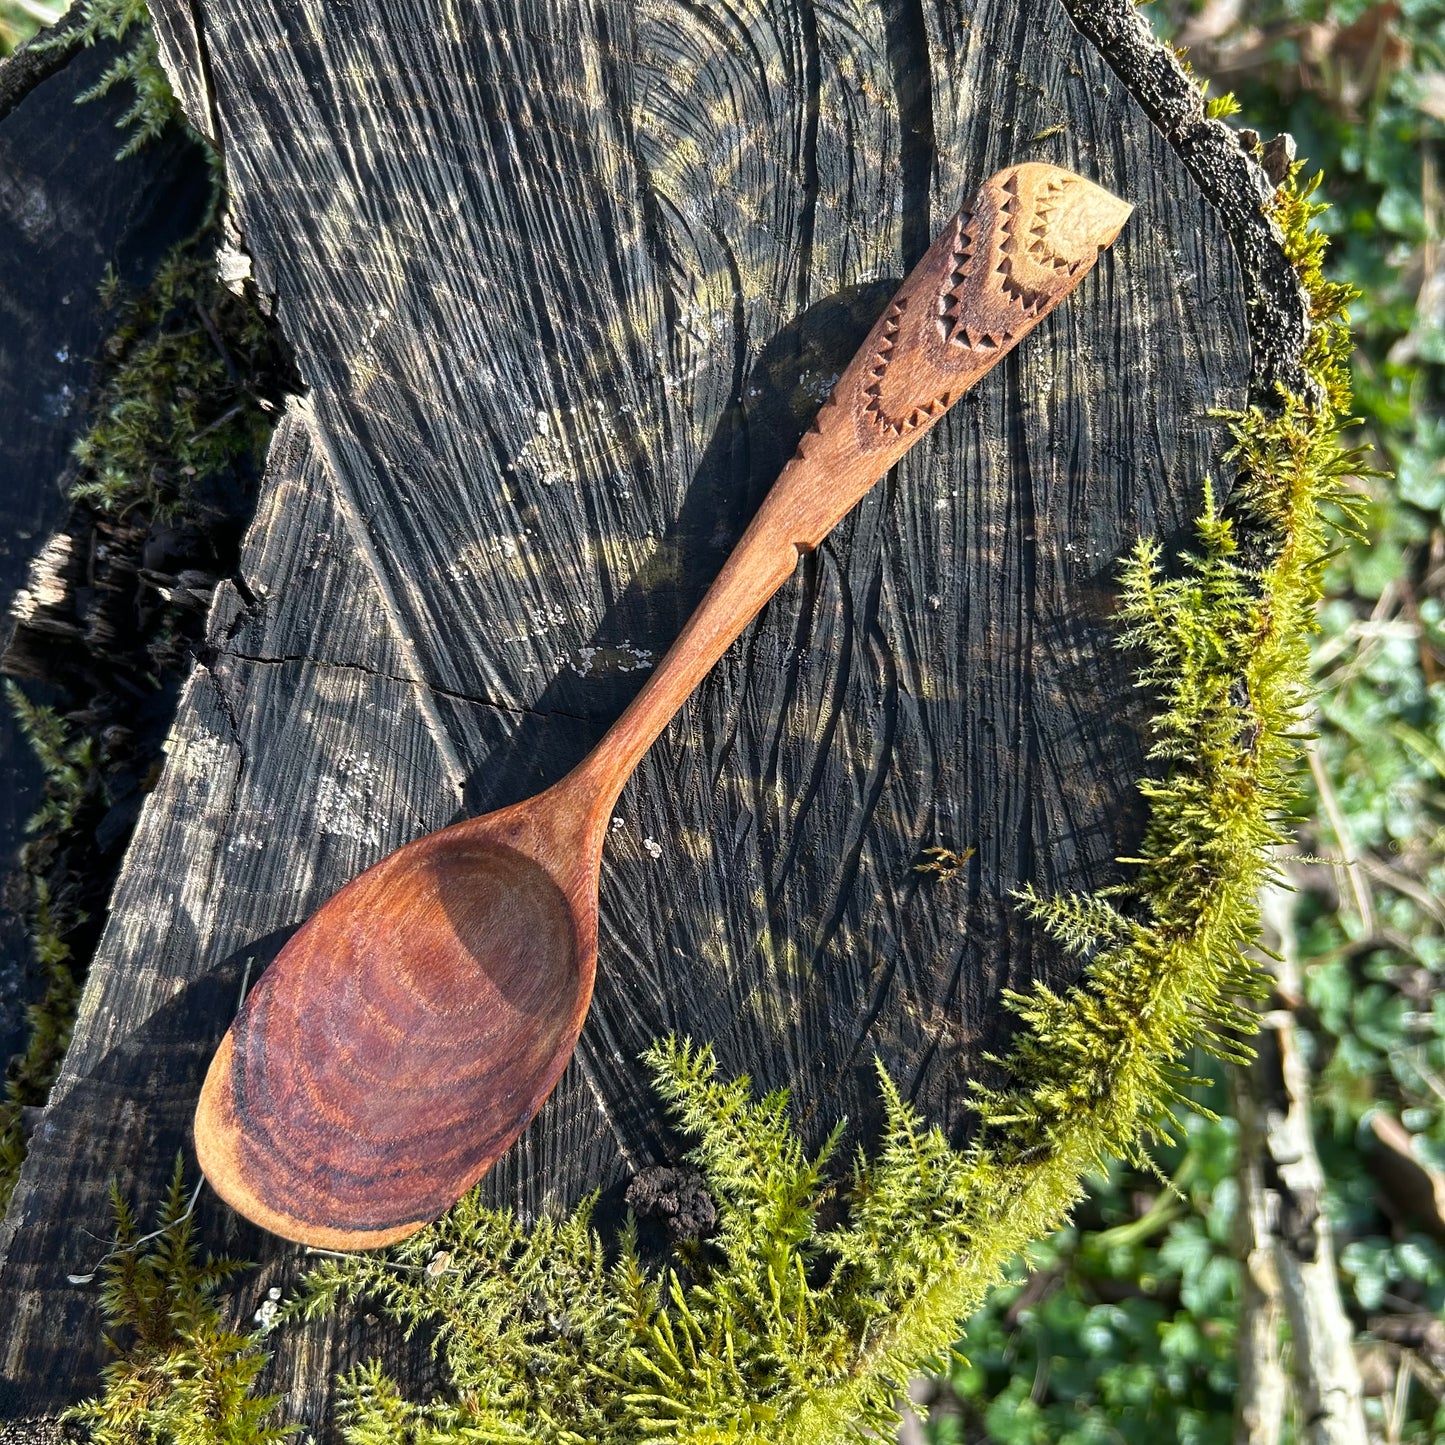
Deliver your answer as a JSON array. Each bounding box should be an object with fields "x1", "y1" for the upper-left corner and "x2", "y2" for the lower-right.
[{"x1": 848, "y1": 164, "x2": 1132, "y2": 453}]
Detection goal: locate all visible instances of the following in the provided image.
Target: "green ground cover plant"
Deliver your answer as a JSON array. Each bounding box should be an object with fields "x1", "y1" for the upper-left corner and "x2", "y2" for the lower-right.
[
  {"x1": 65, "y1": 1160, "x2": 293, "y2": 1445},
  {"x1": 59, "y1": 0, "x2": 181, "y2": 157},
  {"x1": 1, "y1": 234, "x2": 287, "y2": 1215},
  {"x1": 1, "y1": 0, "x2": 181, "y2": 158}
]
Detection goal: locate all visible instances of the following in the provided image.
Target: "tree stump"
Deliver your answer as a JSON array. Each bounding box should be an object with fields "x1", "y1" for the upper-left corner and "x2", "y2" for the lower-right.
[{"x1": 0, "y1": 0, "x2": 1265, "y2": 1426}]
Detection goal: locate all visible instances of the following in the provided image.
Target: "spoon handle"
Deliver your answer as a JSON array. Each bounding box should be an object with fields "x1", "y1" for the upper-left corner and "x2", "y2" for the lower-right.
[{"x1": 575, "y1": 163, "x2": 1131, "y2": 807}]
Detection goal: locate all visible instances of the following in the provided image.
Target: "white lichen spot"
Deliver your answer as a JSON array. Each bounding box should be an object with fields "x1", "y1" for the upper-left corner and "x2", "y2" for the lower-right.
[
  {"x1": 359, "y1": 303, "x2": 390, "y2": 356},
  {"x1": 510, "y1": 405, "x2": 586, "y2": 488},
  {"x1": 664, "y1": 299, "x2": 734, "y2": 394},
  {"x1": 569, "y1": 640, "x2": 654, "y2": 677},
  {"x1": 314, "y1": 753, "x2": 385, "y2": 847},
  {"x1": 44, "y1": 383, "x2": 75, "y2": 418},
  {"x1": 452, "y1": 535, "x2": 526, "y2": 583},
  {"x1": 499, "y1": 603, "x2": 570, "y2": 647},
  {"x1": 643, "y1": 837, "x2": 663, "y2": 860},
  {"x1": 514, "y1": 430, "x2": 568, "y2": 486},
  {"x1": 175, "y1": 729, "x2": 230, "y2": 790},
  {"x1": 798, "y1": 369, "x2": 839, "y2": 402}
]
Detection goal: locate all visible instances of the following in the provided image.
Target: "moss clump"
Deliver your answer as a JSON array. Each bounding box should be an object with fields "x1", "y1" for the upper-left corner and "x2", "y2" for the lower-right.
[
  {"x1": 72, "y1": 246, "x2": 287, "y2": 523},
  {"x1": 0, "y1": 687, "x2": 99, "y2": 1204},
  {"x1": 0, "y1": 875, "x2": 82, "y2": 1202},
  {"x1": 64, "y1": 1160, "x2": 293, "y2": 1445},
  {"x1": 0, "y1": 242, "x2": 287, "y2": 1212}
]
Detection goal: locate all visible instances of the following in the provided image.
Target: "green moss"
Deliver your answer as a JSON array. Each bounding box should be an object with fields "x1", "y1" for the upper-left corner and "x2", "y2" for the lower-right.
[
  {"x1": 51, "y1": 0, "x2": 186, "y2": 159},
  {"x1": 0, "y1": 241, "x2": 285, "y2": 1212},
  {"x1": 3, "y1": 681, "x2": 102, "y2": 836},
  {"x1": 0, "y1": 686, "x2": 96, "y2": 1206},
  {"x1": 0, "y1": 874, "x2": 81, "y2": 1204},
  {"x1": 72, "y1": 245, "x2": 285, "y2": 522},
  {"x1": 64, "y1": 1159, "x2": 294, "y2": 1445}
]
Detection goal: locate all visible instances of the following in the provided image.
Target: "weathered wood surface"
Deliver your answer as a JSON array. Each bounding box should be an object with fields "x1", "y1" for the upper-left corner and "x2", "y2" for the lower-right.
[
  {"x1": 0, "y1": 31, "x2": 210, "y2": 1061},
  {"x1": 0, "y1": 0, "x2": 1249, "y2": 1425}
]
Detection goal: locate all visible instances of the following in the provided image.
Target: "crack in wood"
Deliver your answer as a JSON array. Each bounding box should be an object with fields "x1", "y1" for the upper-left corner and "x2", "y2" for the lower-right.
[{"x1": 223, "y1": 648, "x2": 600, "y2": 727}]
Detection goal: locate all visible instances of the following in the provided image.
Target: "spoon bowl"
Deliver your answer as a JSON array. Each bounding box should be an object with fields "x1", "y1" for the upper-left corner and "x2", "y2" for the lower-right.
[
  {"x1": 196, "y1": 163, "x2": 1133, "y2": 1248},
  {"x1": 197, "y1": 786, "x2": 604, "y2": 1248}
]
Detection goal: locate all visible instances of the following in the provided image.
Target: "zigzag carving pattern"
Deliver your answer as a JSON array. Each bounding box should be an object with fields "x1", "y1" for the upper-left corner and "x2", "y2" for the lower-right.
[
  {"x1": 863, "y1": 299, "x2": 956, "y2": 438},
  {"x1": 857, "y1": 165, "x2": 1117, "y2": 446},
  {"x1": 997, "y1": 173, "x2": 1048, "y2": 313},
  {"x1": 939, "y1": 212, "x2": 1008, "y2": 352}
]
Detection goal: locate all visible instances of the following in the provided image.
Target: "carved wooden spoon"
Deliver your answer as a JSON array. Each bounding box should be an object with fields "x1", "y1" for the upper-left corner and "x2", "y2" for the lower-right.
[{"x1": 196, "y1": 163, "x2": 1131, "y2": 1248}]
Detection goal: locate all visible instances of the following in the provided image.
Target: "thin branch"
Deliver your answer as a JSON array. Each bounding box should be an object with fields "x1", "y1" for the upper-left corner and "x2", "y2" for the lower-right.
[
  {"x1": 1305, "y1": 732, "x2": 1375, "y2": 938},
  {"x1": 1241, "y1": 878, "x2": 1370, "y2": 1445},
  {"x1": 66, "y1": 1178, "x2": 205, "y2": 1285}
]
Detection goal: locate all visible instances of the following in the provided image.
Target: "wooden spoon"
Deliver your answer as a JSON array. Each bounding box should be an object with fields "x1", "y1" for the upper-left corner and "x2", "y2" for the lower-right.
[{"x1": 196, "y1": 163, "x2": 1131, "y2": 1249}]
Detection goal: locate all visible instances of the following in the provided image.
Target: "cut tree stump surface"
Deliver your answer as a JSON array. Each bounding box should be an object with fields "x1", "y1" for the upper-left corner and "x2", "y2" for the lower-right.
[{"x1": 0, "y1": 0, "x2": 1251, "y2": 1423}]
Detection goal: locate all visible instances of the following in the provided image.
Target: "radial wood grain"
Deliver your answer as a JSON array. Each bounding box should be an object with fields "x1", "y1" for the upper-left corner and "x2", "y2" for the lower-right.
[{"x1": 0, "y1": 0, "x2": 1249, "y2": 1422}]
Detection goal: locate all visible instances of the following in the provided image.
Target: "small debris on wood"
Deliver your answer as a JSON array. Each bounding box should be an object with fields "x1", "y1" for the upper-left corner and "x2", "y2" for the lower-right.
[
  {"x1": 914, "y1": 847, "x2": 974, "y2": 881},
  {"x1": 625, "y1": 1165, "x2": 718, "y2": 1245},
  {"x1": 1235, "y1": 128, "x2": 1297, "y2": 187}
]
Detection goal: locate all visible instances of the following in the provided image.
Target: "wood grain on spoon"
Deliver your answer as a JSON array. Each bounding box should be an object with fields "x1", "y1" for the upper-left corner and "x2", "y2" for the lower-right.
[{"x1": 195, "y1": 163, "x2": 1132, "y2": 1249}]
